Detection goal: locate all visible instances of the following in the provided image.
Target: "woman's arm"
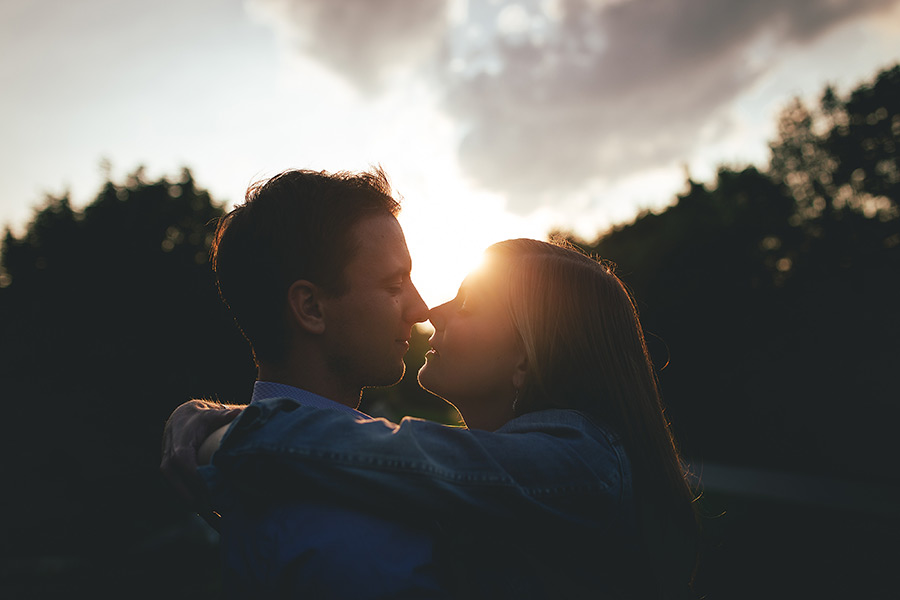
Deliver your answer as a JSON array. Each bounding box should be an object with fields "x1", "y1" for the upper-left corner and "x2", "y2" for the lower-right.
[
  {"x1": 198, "y1": 424, "x2": 230, "y2": 465},
  {"x1": 207, "y1": 397, "x2": 630, "y2": 529},
  {"x1": 160, "y1": 399, "x2": 244, "y2": 507}
]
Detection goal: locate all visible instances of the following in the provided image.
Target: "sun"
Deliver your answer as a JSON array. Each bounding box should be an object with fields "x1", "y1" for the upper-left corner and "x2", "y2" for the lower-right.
[
  {"x1": 397, "y1": 208, "x2": 519, "y2": 337},
  {"x1": 389, "y1": 166, "x2": 548, "y2": 320},
  {"x1": 407, "y1": 236, "x2": 488, "y2": 312}
]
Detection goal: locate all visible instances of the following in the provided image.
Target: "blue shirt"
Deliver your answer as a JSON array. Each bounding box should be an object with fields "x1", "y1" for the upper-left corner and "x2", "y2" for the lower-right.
[{"x1": 200, "y1": 381, "x2": 450, "y2": 599}]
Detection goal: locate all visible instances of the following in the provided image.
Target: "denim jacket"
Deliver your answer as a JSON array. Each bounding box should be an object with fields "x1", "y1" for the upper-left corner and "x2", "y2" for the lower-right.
[
  {"x1": 208, "y1": 397, "x2": 644, "y2": 598},
  {"x1": 199, "y1": 384, "x2": 451, "y2": 599}
]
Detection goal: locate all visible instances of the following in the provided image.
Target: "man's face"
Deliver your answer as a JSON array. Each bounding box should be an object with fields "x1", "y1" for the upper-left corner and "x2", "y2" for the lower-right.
[{"x1": 321, "y1": 215, "x2": 428, "y2": 389}]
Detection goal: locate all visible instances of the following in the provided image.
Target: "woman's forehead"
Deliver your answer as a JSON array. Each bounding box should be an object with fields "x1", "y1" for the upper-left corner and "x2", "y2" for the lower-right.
[{"x1": 461, "y1": 261, "x2": 508, "y2": 297}]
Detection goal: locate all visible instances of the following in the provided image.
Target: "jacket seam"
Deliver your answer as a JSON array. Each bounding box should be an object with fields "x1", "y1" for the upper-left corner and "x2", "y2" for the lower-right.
[{"x1": 220, "y1": 444, "x2": 612, "y2": 495}]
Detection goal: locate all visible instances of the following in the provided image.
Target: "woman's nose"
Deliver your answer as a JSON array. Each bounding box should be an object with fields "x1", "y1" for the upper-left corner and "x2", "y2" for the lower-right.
[{"x1": 427, "y1": 301, "x2": 451, "y2": 330}]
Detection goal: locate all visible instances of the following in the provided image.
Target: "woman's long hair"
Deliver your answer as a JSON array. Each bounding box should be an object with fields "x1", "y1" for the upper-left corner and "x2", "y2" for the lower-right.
[{"x1": 485, "y1": 238, "x2": 699, "y2": 598}]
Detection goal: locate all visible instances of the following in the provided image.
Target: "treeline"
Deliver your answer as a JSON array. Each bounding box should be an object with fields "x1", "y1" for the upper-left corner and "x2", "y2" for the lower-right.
[
  {"x1": 0, "y1": 64, "x2": 897, "y2": 590},
  {"x1": 571, "y1": 64, "x2": 899, "y2": 483},
  {"x1": 0, "y1": 170, "x2": 256, "y2": 583}
]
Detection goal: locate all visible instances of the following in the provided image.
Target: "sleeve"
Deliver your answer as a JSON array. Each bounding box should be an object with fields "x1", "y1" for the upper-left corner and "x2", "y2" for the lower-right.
[{"x1": 208, "y1": 398, "x2": 628, "y2": 530}]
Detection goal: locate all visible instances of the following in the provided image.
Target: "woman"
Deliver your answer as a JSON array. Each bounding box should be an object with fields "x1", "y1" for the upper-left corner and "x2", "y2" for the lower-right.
[{"x1": 201, "y1": 238, "x2": 699, "y2": 598}]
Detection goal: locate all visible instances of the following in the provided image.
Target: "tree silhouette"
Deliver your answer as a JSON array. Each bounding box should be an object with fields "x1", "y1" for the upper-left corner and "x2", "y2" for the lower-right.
[
  {"x1": 570, "y1": 64, "x2": 900, "y2": 484},
  {"x1": 0, "y1": 168, "x2": 256, "y2": 582}
]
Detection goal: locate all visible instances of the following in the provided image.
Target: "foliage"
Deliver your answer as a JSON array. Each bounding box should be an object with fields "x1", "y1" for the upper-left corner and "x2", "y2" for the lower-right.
[
  {"x1": 0, "y1": 168, "x2": 256, "y2": 567},
  {"x1": 569, "y1": 64, "x2": 900, "y2": 483}
]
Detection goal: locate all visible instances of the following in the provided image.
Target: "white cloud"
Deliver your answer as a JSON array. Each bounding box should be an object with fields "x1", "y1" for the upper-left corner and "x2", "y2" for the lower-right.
[
  {"x1": 246, "y1": 0, "x2": 451, "y2": 93},
  {"x1": 443, "y1": 0, "x2": 900, "y2": 210},
  {"x1": 245, "y1": 0, "x2": 900, "y2": 214}
]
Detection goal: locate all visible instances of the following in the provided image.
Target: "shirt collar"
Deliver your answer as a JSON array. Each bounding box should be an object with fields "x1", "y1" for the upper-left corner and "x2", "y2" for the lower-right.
[{"x1": 251, "y1": 381, "x2": 363, "y2": 415}]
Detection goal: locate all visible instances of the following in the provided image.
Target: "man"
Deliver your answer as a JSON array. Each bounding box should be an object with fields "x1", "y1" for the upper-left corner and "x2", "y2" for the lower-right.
[{"x1": 162, "y1": 167, "x2": 448, "y2": 598}]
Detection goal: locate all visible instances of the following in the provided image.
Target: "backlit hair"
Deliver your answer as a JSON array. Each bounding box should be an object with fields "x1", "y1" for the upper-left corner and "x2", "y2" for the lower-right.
[{"x1": 485, "y1": 238, "x2": 699, "y2": 597}]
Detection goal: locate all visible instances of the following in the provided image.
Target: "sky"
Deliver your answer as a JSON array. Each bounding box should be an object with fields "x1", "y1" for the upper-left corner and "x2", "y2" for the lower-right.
[{"x1": 2, "y1": 0, "x2": 899, "y2": 306}]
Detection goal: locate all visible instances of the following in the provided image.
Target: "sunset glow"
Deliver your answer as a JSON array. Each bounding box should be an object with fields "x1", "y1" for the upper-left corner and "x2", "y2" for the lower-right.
[
  {"x1": 398, "y1": 195, "x2": 538, "y2": 310},
  {"x1": 2, "y1": 0, "x2": 899, "y2": 256}
]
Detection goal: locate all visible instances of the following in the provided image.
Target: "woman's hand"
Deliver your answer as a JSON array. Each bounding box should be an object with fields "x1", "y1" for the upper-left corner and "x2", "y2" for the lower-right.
[{"x1": 160, "y1": 399, "x2": 243, "y2": 509}]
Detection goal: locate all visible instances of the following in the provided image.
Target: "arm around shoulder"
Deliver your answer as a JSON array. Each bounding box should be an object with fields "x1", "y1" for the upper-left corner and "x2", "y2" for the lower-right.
[
  {"x1": 210, "y1": 403, "x2": 627, "y2": 529},
  {"x1": 198, "y1": 424, "x2": 231, "y2": 465}
]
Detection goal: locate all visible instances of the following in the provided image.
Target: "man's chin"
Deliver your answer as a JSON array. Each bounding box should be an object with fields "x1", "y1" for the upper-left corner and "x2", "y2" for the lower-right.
[{"x1": 366, "y1": 363, "x2": 406, "y2": 389}]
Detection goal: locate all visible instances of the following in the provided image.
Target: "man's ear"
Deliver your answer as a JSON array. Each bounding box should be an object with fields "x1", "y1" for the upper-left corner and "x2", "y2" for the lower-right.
[{"x1": 287, "y1": 280, "x2": 326, "y2": 335}]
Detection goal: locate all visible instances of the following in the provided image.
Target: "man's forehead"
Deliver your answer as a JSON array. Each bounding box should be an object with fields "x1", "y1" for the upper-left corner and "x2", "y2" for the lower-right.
[{"x1": 348, "y1": 216, "x2": 411, "y2": 275}]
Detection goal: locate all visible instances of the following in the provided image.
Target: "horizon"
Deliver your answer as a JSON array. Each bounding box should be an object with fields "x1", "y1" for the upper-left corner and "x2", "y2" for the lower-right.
[{"x1": 2, "y1": 0, "x2": 899, "y2": 305}]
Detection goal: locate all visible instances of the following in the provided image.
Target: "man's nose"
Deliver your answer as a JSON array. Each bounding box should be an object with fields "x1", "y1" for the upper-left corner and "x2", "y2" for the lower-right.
[{"x1": 405, "y1": 282, "x2": 429, "y2": 324}]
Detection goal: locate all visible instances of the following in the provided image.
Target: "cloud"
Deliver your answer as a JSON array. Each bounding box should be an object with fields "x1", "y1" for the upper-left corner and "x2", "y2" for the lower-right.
[
  {"x1": 247, "y1": 0, "x2": 450, "y2": 93},
  {"x1": 444, "y1": 0, "x2": 899, "y2": 210},
  {"x1": 247, "y1": 0, "x2": 900, "y2": 212}
]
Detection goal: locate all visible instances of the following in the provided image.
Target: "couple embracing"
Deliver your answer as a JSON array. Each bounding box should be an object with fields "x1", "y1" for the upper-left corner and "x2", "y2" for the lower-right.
[{"x1": 162, "y1": 167, "x2": 699, "y2": 599}]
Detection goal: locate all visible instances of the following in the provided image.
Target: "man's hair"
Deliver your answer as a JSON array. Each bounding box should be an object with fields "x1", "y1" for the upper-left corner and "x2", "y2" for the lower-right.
[{"x1": 211, "y1": 167, "x2": 401, "y2": 365}]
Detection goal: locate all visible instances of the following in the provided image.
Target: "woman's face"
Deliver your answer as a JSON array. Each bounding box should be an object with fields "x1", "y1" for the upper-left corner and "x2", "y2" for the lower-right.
[{"x1": 417, "y1": 260, "x2": 525, "y2": 431}]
